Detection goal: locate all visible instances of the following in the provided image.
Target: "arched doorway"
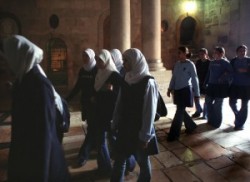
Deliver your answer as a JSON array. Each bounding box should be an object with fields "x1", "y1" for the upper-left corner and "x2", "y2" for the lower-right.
[
  {"x1": 176, "y1": 15, "x2": 201, "y2": 60},
  {"x1": 180, "y1": 16, "x2": 196, "y2": 46}
]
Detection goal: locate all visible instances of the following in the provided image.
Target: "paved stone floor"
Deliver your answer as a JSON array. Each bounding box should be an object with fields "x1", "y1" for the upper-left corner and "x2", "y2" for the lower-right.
[{"x1": 1, "y1": 98, "x2": 250, "y2": 182}]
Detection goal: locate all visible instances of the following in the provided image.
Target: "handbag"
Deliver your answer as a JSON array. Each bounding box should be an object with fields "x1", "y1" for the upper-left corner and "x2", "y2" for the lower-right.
[
  {"x1": 154, "y1": 92, "x2": 167, "y2": 121},
  {"x1": 142, "y1": 76, "x2": 168, "y2": 121}
]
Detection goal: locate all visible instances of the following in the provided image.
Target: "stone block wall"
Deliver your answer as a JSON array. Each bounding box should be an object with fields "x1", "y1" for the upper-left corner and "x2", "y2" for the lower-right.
[
  {"x1": 203, "y1": 0, "x2": 250, "y2": 59},
  {"x1": 1, "y1": 0, "x2": 250, "y2": 89}
]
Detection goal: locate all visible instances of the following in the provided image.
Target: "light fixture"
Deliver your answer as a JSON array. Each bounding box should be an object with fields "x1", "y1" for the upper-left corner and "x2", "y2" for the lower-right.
[{"x1": 183, "y1": 0, "x2": 197, "y2": 16}]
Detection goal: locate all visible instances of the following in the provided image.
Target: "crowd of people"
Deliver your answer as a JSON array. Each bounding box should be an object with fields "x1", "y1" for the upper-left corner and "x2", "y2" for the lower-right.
[
  {"x1": 1, "y1": 34, "x2": 250, "y2": 181},
  {"x1": 167, "y1": 45, "x2": 250, "y2": 142},
  {"x1": 1, "y1": 35, "x2": 159, "y2": 182}
]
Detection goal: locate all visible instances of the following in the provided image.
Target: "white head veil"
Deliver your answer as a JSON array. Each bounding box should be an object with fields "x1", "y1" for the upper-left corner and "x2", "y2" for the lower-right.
[
  {"x1": 94, "y1": 49, "x2": 118, "y2": 91},
  {"x1": 110, "y1": 49, "x2": 123, "y2": 71},
  {"x1": 123, "y1": 48, "x2": 151, "y2": 85},
  {"x1": 3, "y1": 35, "x2": 43, "y2": 81},
  {"x1": 83, "y1": 48, "x2": 96, "y2": 71},
  {"x1": 3, "y1": 35, "x2": 64, "y2": 114}
]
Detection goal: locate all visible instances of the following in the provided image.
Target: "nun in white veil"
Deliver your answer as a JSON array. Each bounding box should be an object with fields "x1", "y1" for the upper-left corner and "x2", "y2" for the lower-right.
[
  {"x1": 3, "y1": 35, "x2": 69, "y2": 182},
  {"x1": 110, "y1": 48, "x2": 125, "y2": 77},
  {"x1": 111, "y1": 48, "x2": 159, "y2": 182},
  {"x1": 65, "y1": 48, "x2": 98, "y2": 167},
  {"x1": 93, "y1": 49, "x2": 123, "y2": 174}
]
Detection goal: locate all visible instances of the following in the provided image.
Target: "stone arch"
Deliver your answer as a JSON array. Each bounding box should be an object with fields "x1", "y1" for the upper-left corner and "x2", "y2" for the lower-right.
[
  {"x1": 97, "y1": 10, "x2": 110, "y2": 51},
  {"x1": 176, "y1": 14, "x2": 202, "y2": 56},
  {"x1": 180, "y1": 16, "x2": 196, "y2": 46}
]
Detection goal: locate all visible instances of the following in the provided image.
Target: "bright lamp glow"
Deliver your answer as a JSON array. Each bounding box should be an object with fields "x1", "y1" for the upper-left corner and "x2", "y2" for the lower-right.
[{"x1": 183, "y1": 1, "x2": 197, "y2": 15}]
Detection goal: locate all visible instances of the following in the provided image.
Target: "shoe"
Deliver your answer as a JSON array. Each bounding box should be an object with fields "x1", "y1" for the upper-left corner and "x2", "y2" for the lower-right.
[
  {"x1": 234, "y1": 126, "x2": 244, "y2": 131},
  {"x1": 167, "y1": 135, "x2": 178, "y2": 142},
  {"x1": 77, "y1": 159, "x2": 87, "y2": 167},
  {"x1": 185, "y1": 128, "x2": 196, "y2": 134},
  {"x1": 192, "y1": 112, "x2": 201, "y2": 118},
  {"x1": 185, "y1": 125, "x2": 197, "y2": 134},
  {"x1": 96, "y1": 168, "x2": 112, "y2": 178},
  {"x1": 201, "y1": 116, "x2": 207, "y2": 120}
]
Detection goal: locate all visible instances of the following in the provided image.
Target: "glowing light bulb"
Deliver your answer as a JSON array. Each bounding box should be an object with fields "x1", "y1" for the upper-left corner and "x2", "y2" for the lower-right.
[{"x1": 183, "y1": 1, "x2": 197, "y2": 15}]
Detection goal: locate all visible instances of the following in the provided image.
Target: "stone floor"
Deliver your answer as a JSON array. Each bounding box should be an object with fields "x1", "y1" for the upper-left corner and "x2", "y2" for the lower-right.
[{"x1": 1, "y1": 98, "x2": 250, "y2": 182}]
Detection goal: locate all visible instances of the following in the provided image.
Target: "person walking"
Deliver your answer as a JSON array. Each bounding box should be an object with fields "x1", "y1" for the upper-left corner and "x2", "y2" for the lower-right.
[
  {"x1": 66, "y1": 48, "x2": 98, "y2": 166},
  {"x1": 94, "y1": 49, "x2": 123, "y2": 175},
  {"x1": 109, "y1": 48, "x2": 136, "y2": 174},
  {"x1": 192, "y1": 48, "x2": 210, "y2": 119},
  {"x1": 167, "y1": 46, "x2": 200, "y2": 142},
  {"x1": 205, "y1": 46, "x2": 233, "y2": 128},
  {"x1": 111, "y1": 48, "x2": 159, "y2": 182},
  {"x1": 3, "y1": 35, "x2": 69, "y2": 182},
  {"x1": 229, "y1": 45, "x2": 250, "y2": 130}
]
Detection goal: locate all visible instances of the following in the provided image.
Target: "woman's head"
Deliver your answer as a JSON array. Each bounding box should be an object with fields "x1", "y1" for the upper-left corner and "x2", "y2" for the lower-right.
[
  {"x1": 94, "y1": 49, "x2": 118, "y2": 91},
  {"x1": 123, "y1": 48, "x2": 150, "y2": 84},
  {"x1": 110, "y1": 49, "x2": 123, "y2": 71},
  {"x1": 178, "y1": 46, "x2": 192, "y2": 60},
  {"x1": 96, "y1": 49, "x2": 117, "y2": 71},
  {"x1": 82, "y1": 48, "x2": 96, "y2": 71},
  {"x1": 213, "y1": 46, "x2": 225, "y2": 60},
  {"x1": 123, "y1": 48, "x2": 148, "y2": 73},
  {"x1": 3, "y1": 35, "x2": 43, "y2": 80}
]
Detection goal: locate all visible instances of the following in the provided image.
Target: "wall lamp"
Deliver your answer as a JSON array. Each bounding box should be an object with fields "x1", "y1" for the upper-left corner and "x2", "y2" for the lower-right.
[{"x1": 183, "y1": 0, "x2": 197, "y2": 16}]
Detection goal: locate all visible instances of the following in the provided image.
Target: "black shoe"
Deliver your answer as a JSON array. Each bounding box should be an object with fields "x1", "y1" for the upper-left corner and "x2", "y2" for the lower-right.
[
  {"x1": 167, "y1": 135, "x2": 178, "y2": 142},
  {"x1": 201, "y1": 116, "x2": 207, "y2": 120},
  {"x1": 234, "y1": 126, "x2": 244, "y2": 131},
  {"x1": 192, "y1": 112, "x2": 201, "y2": 118},
  {"x1": 77, "y1": 159, "x2": 87, "y2": 167},
  {"x1": 185, "y1": 129, "x2": 194, "y2": 134},
  {"x1": 96, "y1": 168, "x2": 112, "y2": 178},
  {"x1": 185, "y1": 126, "x2": 197, "y2": 134}
]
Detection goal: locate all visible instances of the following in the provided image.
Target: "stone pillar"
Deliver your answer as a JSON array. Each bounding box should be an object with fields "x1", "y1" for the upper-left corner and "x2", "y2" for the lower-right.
[
  {"x1": 110, "y1": 0, "x2": 131, "y2": 53},
  {"x1": 142, "y1": 0, "x2": 164, "y2": 71}
]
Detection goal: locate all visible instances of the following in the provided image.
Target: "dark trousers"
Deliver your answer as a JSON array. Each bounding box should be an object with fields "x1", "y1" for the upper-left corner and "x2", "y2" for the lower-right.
[
  {"x1": 78, "y1": 122, "x2": 96, "y2": 162},
  {"x1": 111, "y1": 148, "x2": 151, "y2": 182},
  {"x1": 96, "y1": 128, "x2": 112, "y2": 172},
  {"x1": 168, "y1": 105, "x2": 197, "y2": 139},
  {"x1": 229, "y1": 98, "x2": 249, "y2": 128},
  {"x1": 205, "y1": 96, "x2": 223, "y2": 128}
]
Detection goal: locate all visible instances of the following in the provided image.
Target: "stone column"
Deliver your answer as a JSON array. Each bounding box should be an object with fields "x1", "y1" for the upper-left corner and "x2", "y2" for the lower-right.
[
  {"x1": 110, "y1": 0, "x2": 131, "y2": 53},
  {"x1": 142, "y1": 0, "x2": 164, "y2": 71}
]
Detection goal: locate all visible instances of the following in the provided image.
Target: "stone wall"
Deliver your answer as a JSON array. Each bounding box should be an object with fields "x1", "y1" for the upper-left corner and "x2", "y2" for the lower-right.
[
  {"x1": 1, "y1": 0, "x2": 250, "y2": 89},
  {"x1": 161, "y1": 0, "x2": 205, "y2": 69},
  {"x1": 203, "y1": 0, "x2": 250, "y2": 59},
  {"x1": 0, "y1": 0, "x2": 110, "y2": 89}
]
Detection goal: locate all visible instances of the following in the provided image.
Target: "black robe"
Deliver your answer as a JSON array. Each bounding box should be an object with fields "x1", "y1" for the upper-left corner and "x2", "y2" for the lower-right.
[{"x1": 8, "y1": 66, "x2": 69, "y2": 182}]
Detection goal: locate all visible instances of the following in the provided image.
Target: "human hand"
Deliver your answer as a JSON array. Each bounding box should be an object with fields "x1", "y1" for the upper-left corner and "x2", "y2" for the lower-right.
[
  {"x1": 106, "y1": 83, "x2": 113, "y2": 91},
  {"x1": 167, "y1": 89, "x2": 172, "y2": 97}
]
